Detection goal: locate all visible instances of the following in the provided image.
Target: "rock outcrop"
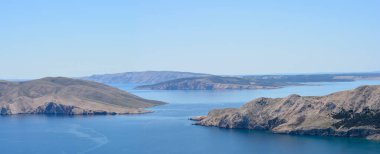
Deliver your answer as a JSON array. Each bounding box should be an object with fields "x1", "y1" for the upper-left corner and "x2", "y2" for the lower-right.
[
  {"x1": 0, "y1": 77, "x2": 165, "y2": 115},
  {"x1": 195, "y1": 85, "x2": 380, "y2": 140},
  {"x1": 189, "y1": 116, "x2": 207, "y2": 121}
]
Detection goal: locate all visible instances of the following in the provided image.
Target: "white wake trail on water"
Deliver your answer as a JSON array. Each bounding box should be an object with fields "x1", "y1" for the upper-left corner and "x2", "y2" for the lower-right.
[{"x1": 66, "y1": 124, "x2": 109, "y2": 154}]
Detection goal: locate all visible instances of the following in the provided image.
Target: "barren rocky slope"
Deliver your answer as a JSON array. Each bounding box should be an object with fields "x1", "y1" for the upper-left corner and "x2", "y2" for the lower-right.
[
  {"x1": 195, "y1": 85, "x2": 380, "y2": 140},
  {"x1": 0, "y1": 77, "x2": 165, "y2": 115}
]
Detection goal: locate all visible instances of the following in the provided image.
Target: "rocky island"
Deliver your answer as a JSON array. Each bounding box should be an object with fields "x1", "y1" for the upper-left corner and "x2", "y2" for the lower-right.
[
  {"x1": 134, "y1": 73, "x2": 380, "y2": 90},
  {"x1": 135, "y1": 76, "x2": 299, "y2": 90},
  {"x1": 82, "y1": 71, "x2": 209, "y2": 84},
  {"x1": 194, "y1": 85, "x2": 380, "y2": 140},
  {"x1": 82, "y1": 71, "x2": 380, "y2": 90},
  {"x1": 0, "y1": 77, "x2": 165, "y2": 115}
]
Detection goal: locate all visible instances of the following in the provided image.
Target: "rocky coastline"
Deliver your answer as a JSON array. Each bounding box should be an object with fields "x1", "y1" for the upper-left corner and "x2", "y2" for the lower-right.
[{"x1": 193, "y1": 85, "x2": 380, "y2": 140}]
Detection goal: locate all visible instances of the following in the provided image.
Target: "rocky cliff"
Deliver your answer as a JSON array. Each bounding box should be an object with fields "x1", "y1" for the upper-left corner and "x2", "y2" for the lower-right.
[
  {"x1": 0, "y1": 77, "x2": 165, "y2": 115},
  {"x1": 195, "y1": 85, "x2": 380, "y2": 140}
]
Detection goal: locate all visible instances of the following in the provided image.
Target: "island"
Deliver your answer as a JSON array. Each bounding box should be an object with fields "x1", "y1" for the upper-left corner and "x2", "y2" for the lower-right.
[
  {"x1": 133, "y1": 72, "x2": 380, "y2": 90},
  {"x1": 193, "y1": 85, "x2": 380, "y2": 140},
  {"x1": 0, "y1": 77, "x2": 165, "y2": 115},
  {"x1": 81, "y1": 71, "x2": 380, "y2": 90},
  {"x1": 81, "y1": 71, "x2": 209, "y2": 84},
  {"x1": 135, "y1": 76, "x2": 300, "y2": 90}
]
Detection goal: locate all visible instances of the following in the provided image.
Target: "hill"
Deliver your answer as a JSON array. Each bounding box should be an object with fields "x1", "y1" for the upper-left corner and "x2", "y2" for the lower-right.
[
  {"x1": 0, "y1": 77, "x2": 165, "y2": 115},
  {"x1": 195, "y1": 85, "x2": 380, "y2": 140}
]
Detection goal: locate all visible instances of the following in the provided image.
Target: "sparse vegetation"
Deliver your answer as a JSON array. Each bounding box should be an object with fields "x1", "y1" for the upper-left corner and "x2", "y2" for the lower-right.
[{"x1": 332, "y1": 108, "x2": 380, "y2": 129}]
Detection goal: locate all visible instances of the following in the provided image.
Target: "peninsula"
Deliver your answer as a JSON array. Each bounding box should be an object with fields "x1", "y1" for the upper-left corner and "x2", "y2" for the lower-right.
[
  {"x1": 194, "y1": 85, "x2": 380, "y2": 140},
  {"x1": 0, "y1": 77, "x2": 165, "y2": 115}
]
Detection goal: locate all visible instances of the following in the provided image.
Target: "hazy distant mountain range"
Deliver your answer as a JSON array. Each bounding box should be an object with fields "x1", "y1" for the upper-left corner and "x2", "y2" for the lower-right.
[
  {"x1": 242, "y1": 73, "x2": 380, "y2": 82},
  {"x1": 135, "y1": 76, "x2": 301, "y2": 90},
  {"x1": 82, "y1": 71, "x2": 380, "y2": 90},
  {"x1": 81, "y1": 71, "x2": 209, "y2": 84}
]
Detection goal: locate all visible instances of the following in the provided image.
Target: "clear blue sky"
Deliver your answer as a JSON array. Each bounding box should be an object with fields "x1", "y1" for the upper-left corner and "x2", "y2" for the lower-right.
[{"x1": 1, "y1": 0, "x2": 379, "y2": 79}]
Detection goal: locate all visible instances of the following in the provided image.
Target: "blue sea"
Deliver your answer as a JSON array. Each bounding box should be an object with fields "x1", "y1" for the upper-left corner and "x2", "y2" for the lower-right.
[{"x1": 1, "y1": 80, "x2": 380, "y2": 154}]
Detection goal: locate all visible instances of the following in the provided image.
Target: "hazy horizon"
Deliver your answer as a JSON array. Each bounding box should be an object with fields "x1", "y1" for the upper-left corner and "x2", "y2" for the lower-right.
[
  {"x1": 2, "y1": 70, "x2": 380, "y2": 81},
  {"x1": 1, "y1": 0, "x2": 379, "y2": 79}
]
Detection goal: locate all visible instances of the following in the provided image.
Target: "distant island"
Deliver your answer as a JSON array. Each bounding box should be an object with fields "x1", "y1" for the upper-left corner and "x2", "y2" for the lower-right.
[
  {"x1": 0, "y1": 77, "x2": 165, "y2": 115},
  {"x1": 82, "y1": 71, "x2": 380, "y2": 90},
  {"x1": 135, "y1": 76, "x2": 300, "y2": 90},
  {"x1": 193, "y1": 85, "x2": 380, "y2": 140},
  {"x1": 81, "y1": 71, "x2": 209, "y2": 84}
]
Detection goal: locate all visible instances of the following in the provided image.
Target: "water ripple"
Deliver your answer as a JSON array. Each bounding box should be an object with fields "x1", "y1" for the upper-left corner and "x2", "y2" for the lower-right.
[{"x1": 66, "y1": 124, "x2": 109, "y2": 154}]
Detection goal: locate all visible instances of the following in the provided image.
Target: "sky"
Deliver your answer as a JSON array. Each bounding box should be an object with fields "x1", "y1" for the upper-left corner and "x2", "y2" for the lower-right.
[{"x1": 0, "y1": 0, "x2": 379, "y2": 79}]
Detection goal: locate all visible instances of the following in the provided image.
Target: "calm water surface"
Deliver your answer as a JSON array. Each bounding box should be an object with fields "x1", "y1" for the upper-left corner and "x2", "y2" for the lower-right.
[{"x1": 1, "y1": 80, "x2": 380, "y2": 154}]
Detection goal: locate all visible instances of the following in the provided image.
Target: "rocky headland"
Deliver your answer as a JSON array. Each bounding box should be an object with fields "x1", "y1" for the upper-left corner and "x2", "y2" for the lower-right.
[
  {"x1": 0, "y1": 77, "x2": 165, "y2": 115},
  {"x1": 194, "y1": 85, "x2": 380, "y2": 140}
]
